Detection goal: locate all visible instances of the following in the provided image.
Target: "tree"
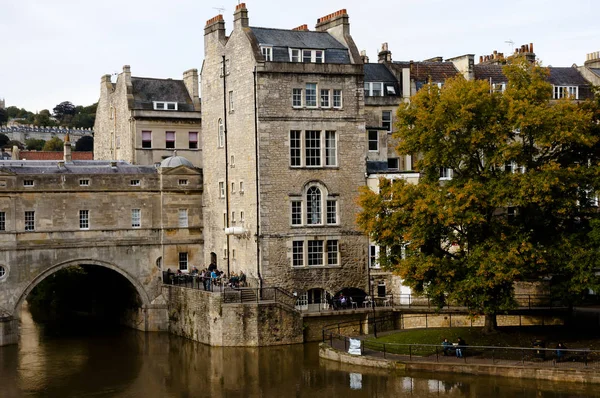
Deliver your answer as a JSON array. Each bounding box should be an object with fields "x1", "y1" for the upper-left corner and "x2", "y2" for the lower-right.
[
  {"x1": 33, "y1": 109, "x2": 57, "y2": 127},
  {"x1": 25, "y1": 138, "x2": 46, "y2": 151},
  {"x1": 74, "y1": 135, "x2": 93, "y2": 151},
  {"x1": 42, "y1": 137, "x2": 64, "y2": 151},
  {"x1": 0, "y1": 108, "x2": 7, "y2": 125},
  {"x1": 0, "y1": 133, "x2": 8, "y2": 148},
  {"x1": 357, "y1": 59, "x2": 600, "y2": 333},
  {"x1": 52, "y1": 101, "x2": 76, "y2": 124}
]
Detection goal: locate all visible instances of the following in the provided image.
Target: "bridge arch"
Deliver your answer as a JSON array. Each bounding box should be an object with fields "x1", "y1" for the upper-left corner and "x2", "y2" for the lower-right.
[{"x1": 13, "y1": 258, "x2": 152, "y2": 318}]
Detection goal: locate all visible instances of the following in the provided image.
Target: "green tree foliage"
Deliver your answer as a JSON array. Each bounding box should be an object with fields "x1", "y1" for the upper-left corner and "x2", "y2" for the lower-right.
[
  {"x1": 357, "y1": 59, "x2": 600, "y2": 332},
  {"x1": 0, "y1": 108, "x2": 7, "y2": 124},
  {"x1": 25, "y1": 138, "x2": 46, "y2": 151},
  {"x1": 6, "y1": 140, "x2": 24, "y2": 150},
  {"x1": 74, "y1": 135, "x2": 93, "y2": 151},
  {"x1": 42, "y1": 136, "x2": 64, "y2": 151},
  {"x1": 33, "y1": 109, "x2": 58, "y2": 127},
  {"x1": 52, "y1": 101, "x2": 76, "y2": 124}
]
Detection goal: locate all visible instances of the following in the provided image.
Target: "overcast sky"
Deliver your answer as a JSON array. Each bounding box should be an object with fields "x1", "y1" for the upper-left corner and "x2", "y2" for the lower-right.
[{"x1": 1, "y1": 0, "x2": 598, "y2": 112}]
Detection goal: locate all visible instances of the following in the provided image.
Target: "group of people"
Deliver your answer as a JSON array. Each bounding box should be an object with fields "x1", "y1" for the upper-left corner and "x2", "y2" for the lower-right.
[
  {"x1": 166, "y1": 264, "x2": 246, "y2": 291},
  {"x1": 442, "y1": 337, "x2": 467, "y2": 358}
]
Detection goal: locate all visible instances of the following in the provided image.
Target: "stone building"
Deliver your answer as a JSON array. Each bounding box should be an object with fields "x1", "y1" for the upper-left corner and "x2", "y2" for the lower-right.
[
  {"x1": 0, "y1": 141, "x2": 203, "y2": 340},
  {"x1": 94, "y1": 66, "x2": 202, "y2": 167},
  {"x1": 201, "y1": 4, "x2": 369, "y2": 308},
  {"x1": 576, "y1": 51, "x2": 600, "y2": 86}
]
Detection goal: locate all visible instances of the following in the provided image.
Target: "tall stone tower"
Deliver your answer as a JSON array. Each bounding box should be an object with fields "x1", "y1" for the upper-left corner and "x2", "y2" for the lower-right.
[{"x1": 201, "y1": 4, "x2": 369, "y2": 304}]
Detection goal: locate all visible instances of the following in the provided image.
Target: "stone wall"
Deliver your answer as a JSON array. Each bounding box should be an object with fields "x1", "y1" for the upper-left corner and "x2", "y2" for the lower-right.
[
  {"x1": 164, "y1": 285, "x2": 303, "y2": 346},
  {"x1": 0, "y1": 317, "x2": 18, "y2": 346}
]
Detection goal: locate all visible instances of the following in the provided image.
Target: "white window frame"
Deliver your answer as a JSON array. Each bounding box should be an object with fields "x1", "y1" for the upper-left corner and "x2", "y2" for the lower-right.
[
  {"x1": 165, "y1": 131, "x2": 175, "y2": 149},
  {"x1": 305, "y1": 83, "x2": 317, "y2": 107},
  {"x1": 290, "y1": 184, "x2": 338, "y2": 227},
  {"x1": 239, "y1": 181, "x2": 244, "y2": 194},
  {"x1": 79, "y1": 179, "x2": 90, "y2": 186},
  {"x1": 218, "y1": 119, "x2": 225, "y2": 148},
  {"x1": 439, "y1": 167, "x2": 453, "y2": 180},
  {"x1": 231, "y1": 181, "x2": 236, "y2": 193},
  {"x1": 368, "y1": 130, "x2": 379, "y2": 152},
  {"x1": 178, "y1": 209, "x2": 188, "y2": 228},
  {"x1": 504, "y1": 161, "x2": 525, "y2": 174},
  {"x1": 382, "y1": 110, "x2": 392, "y2": 132},
  {"x1": 142, "y1": 131, "x2": 152, "y2": 148},
  {"x1": 261, "y1": 46, "x2": 273, "y2": 61},
  {"x1": 388, "y1": 158, "x2": 399, "y2": 170},
  {"x1": 553, "y1": 86, "x2": 578, "y2": 100},
  {"x1": 189, "y1": 131, "x2": 198, "y2": 149},
  {"x1": 219, "y1": 181, "x2": 225, "y2": 198},
  {"x1": 292, "y1": 88, "x2": 303, "y2": 107},
  {"x1": 492, "y1": 83, "x2": 506, "y2": 93},
  {"x1": 291, "y1": 199, "x2": 302, "y2": 226},
  {"x1": 179, "y1": 252, "x2": 188, "y2": 271},
  {"x1": 320, "y1": 89, "x2": 330, "y2": 108},
  {"x1": 291, "y1": 238, "x2": 339, "y2": 267},
  {"x1": 23, "y1": 180, "x2": 34, "y2": 187},
  {"x1": 364, "y1": 82, "x2": 383, "y2": 97},
  {"x1": 369, "y1": 244, "x2": 380, "y2": 269},
  {"x1": 179, "y1": 179, "x2": 188, "y2": 186},
  {"x1": 25, "y1": 211, "x2": 35, "y2": 231},
  {"x1": 131, "y1": 208, "x2": 141, "y2": 228},
  {"x1": 153, "y1": 101, "x2": 178, "y2": 111},
  {"x1": 79, "y1": 209, "x2": 89, "y2": 230},
  {"x1": 290, "y1": 49, "x2": 301, "y2": 63},
  {"x1": 130, "y1": 179, "x2": 141, "y2": 186},
  {"x1": 289, "y1": 130, "x2": 337, "y2": 168},
  {"x1": 333, "y1": 89, "x2": 342, "y2": 108}
]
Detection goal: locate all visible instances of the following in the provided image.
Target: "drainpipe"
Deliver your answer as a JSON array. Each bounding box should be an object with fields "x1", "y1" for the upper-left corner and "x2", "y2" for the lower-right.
[
  {"x1": 253, "y1": 66, "x2": 262, "y2": 290},
  {"x1": 222, "y1": 55, "x2": 231, "y2": 278}
]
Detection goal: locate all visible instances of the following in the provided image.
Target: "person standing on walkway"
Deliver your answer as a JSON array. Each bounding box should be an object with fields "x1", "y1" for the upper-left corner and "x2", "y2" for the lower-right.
[
  {"x1": 442, "y1": 338, "x2": 452, "y2": 356},
  {"x1": 456, "y1": 337, "x2": 467, "y2": 358}
]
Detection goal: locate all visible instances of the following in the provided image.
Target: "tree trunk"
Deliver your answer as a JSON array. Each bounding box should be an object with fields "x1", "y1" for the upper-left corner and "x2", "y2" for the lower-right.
[{"x1": 483, "y1": 313, "x2": 498, "y2": 334}]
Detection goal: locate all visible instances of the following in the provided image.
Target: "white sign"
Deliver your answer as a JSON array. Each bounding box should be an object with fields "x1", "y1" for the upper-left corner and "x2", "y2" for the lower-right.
[{"x1": 348, "y1": 338, "x2": 362, "y2": 355}]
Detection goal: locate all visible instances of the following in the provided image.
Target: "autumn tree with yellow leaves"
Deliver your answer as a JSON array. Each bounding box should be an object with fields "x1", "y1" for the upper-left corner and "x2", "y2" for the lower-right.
[{"x1": 357, "y1": 59, "x2": 600, "y2": 332}]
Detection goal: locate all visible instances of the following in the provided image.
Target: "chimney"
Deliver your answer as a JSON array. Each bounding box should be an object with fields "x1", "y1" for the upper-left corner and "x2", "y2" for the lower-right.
[
  {"x1": 360, "y1": 50, "x2": 369, "y2": 64},
  {"x1": 233, "y1": 3, "x2": 248, "y2": 29},
  {"x1": 292, "y1": 24, "x2": 309, "y2": 31},
  {"x1": 315, "y1": 8, "x2": 349, "y2": 36},
  {"x1": 183, "y1": 69, "x2": 200, "y2": 110},
  {"x1": 378, "y1": 42, "x2": 392, "y2": 63},
  {"x1": 63, "y1": 133, "x2": 72, "y2": 163},
  {"x1": 204, "y1": 14, "x2": 225, "y2": 43},
  {"x1": 584, "y1": 50, "x2": 600, "y2": 68}
]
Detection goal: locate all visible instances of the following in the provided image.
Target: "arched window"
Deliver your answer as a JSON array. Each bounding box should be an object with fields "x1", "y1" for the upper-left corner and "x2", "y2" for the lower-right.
[
  {"x1": 218, "y1": 119, "x2": 224, "y2": 148},
  {"x1": 306, "y1": 186, "x2": 321, "y2": 225}
]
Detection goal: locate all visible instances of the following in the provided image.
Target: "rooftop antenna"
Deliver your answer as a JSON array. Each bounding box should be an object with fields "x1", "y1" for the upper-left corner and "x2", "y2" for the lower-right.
[
  {"x1": 213, "y1": 5, "x2": 226, "y2": 14},
  {"x1": 505, "y1": 39, "x2": 515, "y2": 52}
]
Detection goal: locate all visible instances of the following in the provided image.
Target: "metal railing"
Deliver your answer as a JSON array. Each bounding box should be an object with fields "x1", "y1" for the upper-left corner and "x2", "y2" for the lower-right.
[
  {"x1": 222, "y1": 287, "x2": 297, "y2": 310},
  {"x1": 162, "y1": 272, "x2": 227, "y2": 292},
  {"x1": 322, "y1": 315, "x2": 600, "y2": 369}
]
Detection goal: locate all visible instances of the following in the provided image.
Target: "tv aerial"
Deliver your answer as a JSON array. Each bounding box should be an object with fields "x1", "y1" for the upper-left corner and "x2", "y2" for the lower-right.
[
  {"x1": 213, "y1": 6, "x2": 226, "y2": 14},
  {"x1": 505, "y1": 39, "x2": 515, "y2": 51}
]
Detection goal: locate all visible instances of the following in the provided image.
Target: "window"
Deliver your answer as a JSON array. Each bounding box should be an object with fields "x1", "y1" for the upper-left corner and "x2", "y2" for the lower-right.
[
  {"x1": 130, "y1": 179, "x2": 140, "y2": 186},
  {"x1": 307, "y1": 240, "x2": 324, "y2": 266},
  {"x1": 230, "y1": 155, "x2": 235, "y2": 167},
  {"x1": 79, "y1": 179, "x2": 89, "y2": 186},
  {"x1": 178, "y1": 209, "x2": 188, "y2": 228},
  {"x1": 23, "y1": 180, "x2": 34, "y2": 187},
  {"x1": 189, "y1": 132, "x2": 198, "y2": 149},
  {"x1": 368, "y1": 130, "x2": 379, "y2": 151},
  {"x1": 239, "y1": 181, "x2": 244, "y2": 193},
  {"x1": 382, "y1": 111, "x2": 392, "y2": 132},
  {"x1": 504, "y1": 161, "x2": 525, "y2": 174},
  {"x1": 231, "y1": 182, "x2": 236, "y2": 193},
  {"x1": 305, "y1": 83, "x2": 317, "y2": 107},
  {"x1": 292, "y1": 88, "x2": 302, "y2": 107},
  {"x1": 326, "y1": 200, "x2": 337, "y2": 224},
  {"x1": 492, "y1": 83, "x2": 506, "y2": 93},
  {"x1": 240, "y1": 211, "x2": 244, "y2": 223},
  {"x1": 178, "y1": 179, "x2": 188, "y2": 186},
  {"x1": 25, "y1": 211, "x2": 34, "y2": 231},
  {"x1": 305, "y1": 130, "x2": 321, "y2": 166},
  {"x1": 385, "y1": 85, "x2": 396, "y2": 95},
  {"x1": 306, "y1": 186, "x2": 322, "y2": 225},
  {"x1": 261, "y1": 46, "x2": 272, "y2": 61},
  {"x1": 388, "y1": 158, "x2": 399, "y2": 170},
  {"x1": 292, "y1": 241, "x2": 304, "y2": 267},
  {"x1": 290, "y1": 130, "x2": 337, "y2": 168},
  {"x1": 553, "y1": 86, "x2": 578, "y2": 100},
  {"x1": 369, "y1": 245, "x2": 380, "y2": 268},
  {"x1": 290, "y1": 49, "x2": 301, "y2": 62},
  {"x1": 142, "y1": 131, "x2": 152, "y2": 148},
  {"x1": 231, "y1": 212, "x2": 236, "y2": 223},
  {"x1": 0, "y1": 212, "x2": 5, "y2": 231},
  {"x1": 333, "y1": 90, "x2": 342, "y2": 108},
  {"x1": 218, "y1": 119, "x2": 224, "y2": 148},
  {"x1": 291, "y1": 200, "x2": 302, "y2": 225},
  {"x1": 0, "y1": 265, "x2": 5, "y2": 279},
  {"x1": 79, "y1": 210, "x2": 89, "y2": 230},
  {"x1": 364, "y1": 82, "x2": 383, "y2": 97},
  {"x1": 327, "y1": 240, "x2": 339, "y2": 266},
  {"x1": 153, "y1": 101, "x2": 178, "y2": 111},
  {"x1": 131, "y1": 209, "x2": 141, "y2": 228},
  {"x1": 219, "y1": 182, "x2": 225, "y2": 198},
  {"x1": 179, "y1": 252, "x2": 188, "y2": 271},
  {"x1": 320, "y1": 89, "x2": 330, "y2": 107},
  {"x1": 439, "y1": 167, "x2": 453, "y2": 180},
  {"x1": 229, "y1": 91, "x2": 234, "y2": 111},
  {"x1": 223, "y1": 213, "x2": 227, "y2": 228},
  {"x1": 290, "y1": 130, "x2": 301, "y2": 167},
  {"x1": 507, "y1": 207, "x2": 518, "y2": 223},
  {"x1": 165, "y1": 131, "x2": 175, "y2": 149}
]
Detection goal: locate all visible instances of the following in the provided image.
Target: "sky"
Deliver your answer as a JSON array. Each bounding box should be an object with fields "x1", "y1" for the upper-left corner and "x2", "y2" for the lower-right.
[{"x1": 1, "y1": 0, "x2": 598, "y2": 112}]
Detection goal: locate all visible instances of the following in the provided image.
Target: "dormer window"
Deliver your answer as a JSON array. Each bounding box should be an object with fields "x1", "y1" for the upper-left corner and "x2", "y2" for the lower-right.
[
  {"x1": 553, "y1": 86, "x2": 578, "y2": 100},
  {"x1": 153, "y1": 101, "x2": 178, "y2": 111},
  {"x1": 260, "y1": 46, "x2": 273, "y2": 61},
  {"x1": 492, "y1": 83, "x2": 506, "y2": 93},
  {"x1": 364, "y1": 82, "x2": 383, "y2": 97},
  {"x1": 290, "y1": 49, "x2": 324, "y2": 63}
]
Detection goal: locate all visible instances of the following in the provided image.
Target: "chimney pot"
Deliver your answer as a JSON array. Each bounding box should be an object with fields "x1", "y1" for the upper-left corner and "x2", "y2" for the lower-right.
[
  {"x1": 292, "y1": 24, "x2": 308, "y2": 31},
  {"x1": 530, "y1": 43, "x2": 534, "y2": 53}
]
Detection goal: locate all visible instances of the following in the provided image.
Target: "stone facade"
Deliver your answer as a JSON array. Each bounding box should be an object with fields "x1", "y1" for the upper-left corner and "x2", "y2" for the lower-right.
[
  {"x1": 94, "y1": 66, "x2": 202, "y2": 167},
  {"x1": 201, "y1": 5, "x2": 369, "y2": 305},
  {"x1": 0, "y1": 153, "x2": 203, "y2": 345}
]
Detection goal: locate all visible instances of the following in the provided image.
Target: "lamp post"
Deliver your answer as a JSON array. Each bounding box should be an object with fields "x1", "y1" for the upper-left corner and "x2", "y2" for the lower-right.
[{"x1": 370, "y1": 276, "x2": 377, "y2": 338}]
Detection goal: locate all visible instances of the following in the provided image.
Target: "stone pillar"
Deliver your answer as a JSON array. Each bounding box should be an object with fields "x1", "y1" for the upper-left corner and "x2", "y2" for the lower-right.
[{"x1": 0, "y1": 316, "x2": 19, "y2": 346}]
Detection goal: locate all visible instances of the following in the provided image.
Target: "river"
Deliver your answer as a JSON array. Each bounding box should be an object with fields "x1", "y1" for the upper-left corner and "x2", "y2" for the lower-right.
[{"x1": 1, "y1": 306, "x2": 599, "y2": 397}]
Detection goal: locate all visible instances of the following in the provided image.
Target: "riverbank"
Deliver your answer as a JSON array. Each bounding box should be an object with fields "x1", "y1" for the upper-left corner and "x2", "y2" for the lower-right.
[{"x1": 320, "y1": 343, "x2": 600, "y2": 384}]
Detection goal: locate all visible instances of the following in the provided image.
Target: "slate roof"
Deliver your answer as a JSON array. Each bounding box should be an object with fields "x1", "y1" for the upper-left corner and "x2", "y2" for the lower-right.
[
  {"x1": 547, "y1": 67, "x2": 589, "y2": 86},
  {"x1": 19, "y1": 151, "x2": 93, "y2": 161},
  {"x1": 390, "y1": 61, "x2": 459, "y2": 82},
  {"x1": 130, "y1": 77, "x2": 195, "y2": 111},
  {"x1": 364, "y1": 64, "x2": 396, "y2": 82},
  {"x1": 250, "y1": 27, "x2": 350, "y2": 64},
  {"x1": 0, "y1": 160, "x2": 157, "y2": 175},
  {"x1": 474, "y1": 64, "x2": 507, "y2": 83}
]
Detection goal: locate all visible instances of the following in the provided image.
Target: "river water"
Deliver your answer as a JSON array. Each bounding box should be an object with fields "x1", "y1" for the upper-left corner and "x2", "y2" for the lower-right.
[{"x1": 1, "y1": 307, "x2": 600, "y2": 397}]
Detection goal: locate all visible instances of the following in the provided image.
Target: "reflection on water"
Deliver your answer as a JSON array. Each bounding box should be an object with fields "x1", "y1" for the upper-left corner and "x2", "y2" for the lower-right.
[{"x1": 1, "y1": 305, "x2": 600, "y2": 397}]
